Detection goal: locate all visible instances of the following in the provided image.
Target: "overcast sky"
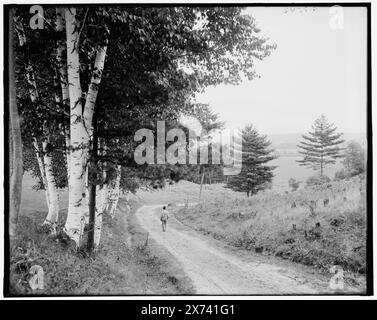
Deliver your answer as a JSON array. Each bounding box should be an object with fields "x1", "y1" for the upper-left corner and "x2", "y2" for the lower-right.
[{"x1": 196, "y1": 6, "x2": 367, "y2": 135}]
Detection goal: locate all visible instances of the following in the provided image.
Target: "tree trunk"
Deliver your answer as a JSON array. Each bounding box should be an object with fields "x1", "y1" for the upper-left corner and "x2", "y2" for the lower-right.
[
  {"x1": 15, "y1": 16, "x2": 59, "y2": 224},
  {"x1": 87, "y1": 181, "x2": 96, "y2": 252},
  {"x1": 320, "y1": 154, "x2": 323, "y2": 177},
  {"x1": 32, "y1": 138, "x2": 50, "y2": 208},
  {"x1": 93, "y1": 184, "x2": 105, "y2": 248},
  {"x1": 64, "y1": 8, "x2": 108, "y2": 246},
  {"x1": 9, "y1": 9, "x2": 23, "y2": 237},
  {"x1": 199, "y1": 166, "x2": 205, "y2": 202},
  {"x1": 65, "y1": 132, "x2": 70, "y2": 179},
  {"x1": 55, "y1": 8, "x2": 71, "y2": 179},
  {"x1": 81, "y1": 44, "x2": 108, "y2": 226},
  {"x1": 64, "y1": 8, "x2": 86, "y2": 245},
  {"x1": 87, "y1": 172, "x2": 97, "y2": 252},
  {"x1": 42, "y1": 140, "x2": 59, "y2": 231},
  {"x1": 107, "y1": 165, "x2": 122, "y2": 218},
  {"x1": 82, "y1": 166, "x2": 90, "y2": 225},
  {"x1": 83, "y1": 45, "x2": 107, "y2": 140},
  {"x1": 92, "y1": 140, "x2": 109, "y2": 248}
]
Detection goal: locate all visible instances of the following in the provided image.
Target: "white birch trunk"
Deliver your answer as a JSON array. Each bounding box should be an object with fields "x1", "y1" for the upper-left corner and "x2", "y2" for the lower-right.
[
  {"x1": 82, "y1": 39, "x2": 108, "y2": 232},
  {"x1": 64, "y1": 8, "x2": 108, "y2": 246},
  {"x1": 107, "y1": 165, "x2": 122, "y2": 218},
  {"x1": 81, "y1": 44, "x2": 108, "y2": 173},
  {"x1": 64, "y1": 8, "x2": 86, "y2": 245},
  {"x1": 42, "y1": 140, "x2": 59, "y2": 232},
  {"x1": 82, "y1": 44, "x2": 108, "y2": 225},
  {"x1": 93, "y1": 184, "x2": 107, "y2": 248},
  {"x1": 15, "y1": 17, "x2": 59, "y2": 221},
  {"x1": 83, "y1": 167, "x2": 90, "y2": 225},
  {"x1": 56, "y1": 8, "x2": 71, "y2": 179},
  {"x1": 32, "y1": 138, "x2": 50, "y2": 209},
  {"x1": 83, "y1": 45, "x2": 107, "y2": 140},
  {"x1": 56, "y1": 8, "x2": 69, "y2": 107},
  {"x1": 65, "y1": 129, "x2": 70, "y2": 180}
]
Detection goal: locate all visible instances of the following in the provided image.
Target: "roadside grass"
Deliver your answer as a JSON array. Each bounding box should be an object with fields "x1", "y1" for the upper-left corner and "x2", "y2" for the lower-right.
[
  {"x1": 8, "y1": 174, "x2": 194, "y2": 295},
  {"x1": 172, "y1": 176, "x2": 367, "y2": 285}
]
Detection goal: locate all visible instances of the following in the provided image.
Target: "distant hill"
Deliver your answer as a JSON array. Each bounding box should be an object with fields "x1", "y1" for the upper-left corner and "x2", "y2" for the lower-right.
[{"x1": 267, "y1": 132, "x2": 367, "y2": 156}]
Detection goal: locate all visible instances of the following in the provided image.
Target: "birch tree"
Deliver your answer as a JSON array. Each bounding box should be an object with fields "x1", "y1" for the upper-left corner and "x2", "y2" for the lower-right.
[
  {"x1": 55, "y1": 8, "x2": 71, "y2": 175},
  {"x1": 9, "y1": 8, "x2": 23, "y2": 237},
  {"x1": 106, "y1": 165, "x2": 122, "y2": 218},
  {"x1": 64, "y1": 8, "x2": 108, "y2": 245},
  {"x1": 64, "y1": 8, "x2": 87, "y2": 244},
  {"x1": 14, "y1": 16, "x2": 60, "y2": 228}
]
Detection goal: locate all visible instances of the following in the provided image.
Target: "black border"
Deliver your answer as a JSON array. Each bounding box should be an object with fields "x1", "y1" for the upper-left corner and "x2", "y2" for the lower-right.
[{"x1": 3, "y1": 2, "x2": 373, "y2": 298}]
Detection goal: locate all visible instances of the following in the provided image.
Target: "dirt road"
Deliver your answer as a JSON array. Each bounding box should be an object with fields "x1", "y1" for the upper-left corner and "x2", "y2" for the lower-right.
[{"x1": 135, "y1": 205, "x2": 335, "y2": 295}]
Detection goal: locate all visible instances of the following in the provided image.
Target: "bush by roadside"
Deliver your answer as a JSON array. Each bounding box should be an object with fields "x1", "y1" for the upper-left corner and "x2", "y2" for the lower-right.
[{"x1": 8, "y1": 197, "x2": 194, "y2": 296}]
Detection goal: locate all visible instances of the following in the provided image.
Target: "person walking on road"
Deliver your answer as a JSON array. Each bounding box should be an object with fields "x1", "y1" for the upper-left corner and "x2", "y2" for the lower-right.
[{"x1": 160, "y1": 206, "x2": 169, "y2": 232}]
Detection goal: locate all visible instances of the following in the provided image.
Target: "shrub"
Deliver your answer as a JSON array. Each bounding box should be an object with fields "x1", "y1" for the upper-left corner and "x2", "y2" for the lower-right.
[
  {"x1": 342, "y1": 141, "x2": 366, "y2": 177},
  {"x1": 334, "y1": 169, "x2": 349, "y2": 181},
  {"x1": 262, "y1": 181, "x2": 273, "y2": 190},
  {"x1": 306, "y1": 175, "x2": 331, "y2": 187},
  {"x1": 288, "y1": 178, "x2": 301, "y2": 191}
]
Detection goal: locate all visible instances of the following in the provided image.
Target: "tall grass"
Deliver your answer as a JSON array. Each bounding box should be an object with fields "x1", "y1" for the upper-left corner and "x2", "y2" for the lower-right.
[{"x1": 174, "y1": 175, "x2": 367, "y2": 275}]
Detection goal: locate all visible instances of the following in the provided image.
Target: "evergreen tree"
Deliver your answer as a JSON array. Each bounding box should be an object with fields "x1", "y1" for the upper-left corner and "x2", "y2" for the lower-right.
[
  {"x1": 226, "y1": 125, "x2": 276, "y2": 197},
  {"x1": 342, "y1": 140, "x2": 366, "y2": 176},
  {"x1": 297, "y1": 115, "x2": 345, "y2": 176}
]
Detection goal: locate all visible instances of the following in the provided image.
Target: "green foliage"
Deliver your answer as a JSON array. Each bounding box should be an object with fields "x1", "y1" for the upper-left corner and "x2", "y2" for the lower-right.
[
  {"x1": 226, "y1": 124, "x2": 276, "y2": 196},
  {"x1": 306, "y1": 175, "x2": 331, "y2": 187},
  {"x1": 297, "y1": 115, "x2": 345, "y2": 176}
]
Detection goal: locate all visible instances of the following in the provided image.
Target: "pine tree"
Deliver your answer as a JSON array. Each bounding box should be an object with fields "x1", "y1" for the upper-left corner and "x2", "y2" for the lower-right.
[
  {"x1": 226, "y1": 125, "x2": 276, "y2": 197},
  {"x1": 297, "y1": 115, "x2": 345, "y2": 176}
]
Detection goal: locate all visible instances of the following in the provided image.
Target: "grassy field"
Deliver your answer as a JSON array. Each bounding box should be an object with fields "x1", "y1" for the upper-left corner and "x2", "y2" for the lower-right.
[
  {"x1": 170, "y1": 176, "x2": 367, "y2": 286},
  {"x1": 8, "y1": 174, "x2": 194, "y2": 296}
]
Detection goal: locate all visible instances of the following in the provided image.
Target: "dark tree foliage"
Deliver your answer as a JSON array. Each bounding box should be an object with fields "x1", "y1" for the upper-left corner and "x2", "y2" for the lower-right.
[
  {"x1": 226, "y1": 125, "x2": 276, "y2": 197},
  {"x1": 297, "y1": 115, "x2": 345, "y2": 176},
  {"x1": 22, "y1": 141, "x2": 67, "y2": 190}
]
